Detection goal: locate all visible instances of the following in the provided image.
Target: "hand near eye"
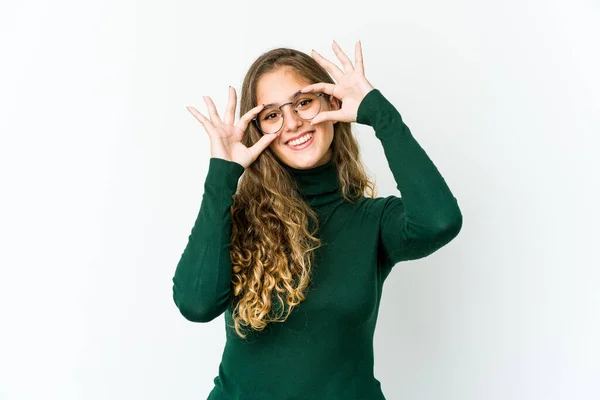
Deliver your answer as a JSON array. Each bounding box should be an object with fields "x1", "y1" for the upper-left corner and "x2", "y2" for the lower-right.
[
  {"x1": 186, "y1": 86, "x2": 280, "y2": 169},
  {"x1": 300, "y1": 40, "x2": 375, "y2": 125}
]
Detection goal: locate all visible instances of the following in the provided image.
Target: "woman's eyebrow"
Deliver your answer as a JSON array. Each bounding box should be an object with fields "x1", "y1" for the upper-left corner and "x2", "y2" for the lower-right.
[{"x1": 262, "y1": 90, "x2": 303, "y2": 109}]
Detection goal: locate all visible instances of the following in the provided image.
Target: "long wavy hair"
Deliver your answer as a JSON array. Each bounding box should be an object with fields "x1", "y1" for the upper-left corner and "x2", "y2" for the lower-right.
[{"x1": 229, "y1": 47, "x2": 377, "y2": 338}]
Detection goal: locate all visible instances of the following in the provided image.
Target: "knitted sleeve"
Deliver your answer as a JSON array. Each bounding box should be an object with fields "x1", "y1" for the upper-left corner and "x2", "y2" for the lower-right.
[
  {"x1": 171, "y1": 157, "x2": 244, "y2": 322},
  {"x1": 356, "y1": 89, "x2": 463, "y2": 268}
]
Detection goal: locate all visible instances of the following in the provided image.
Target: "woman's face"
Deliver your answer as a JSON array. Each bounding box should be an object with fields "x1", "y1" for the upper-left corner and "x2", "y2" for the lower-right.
[{"x1": 255, "y1": 67, "x2": 339, "y2": 170}]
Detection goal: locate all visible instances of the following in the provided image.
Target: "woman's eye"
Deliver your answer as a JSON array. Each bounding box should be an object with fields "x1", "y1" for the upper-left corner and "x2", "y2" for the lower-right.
[
  {"x1": 265, "y1": 113, "x2": 278, "y2": 120},
  {"x1": 298, "y1": 99, "x2": 312, "y2": 107}
]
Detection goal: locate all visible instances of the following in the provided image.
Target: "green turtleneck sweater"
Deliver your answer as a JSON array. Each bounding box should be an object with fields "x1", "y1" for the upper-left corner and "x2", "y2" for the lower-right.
[{"x1": 172, "y1": 89, "x2": 462, "y2": 400}]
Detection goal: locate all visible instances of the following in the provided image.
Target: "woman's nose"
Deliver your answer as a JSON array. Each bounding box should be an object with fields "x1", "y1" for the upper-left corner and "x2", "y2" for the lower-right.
[{"x1": 282, "y1": 107, "x2": 303, "y2": 131}]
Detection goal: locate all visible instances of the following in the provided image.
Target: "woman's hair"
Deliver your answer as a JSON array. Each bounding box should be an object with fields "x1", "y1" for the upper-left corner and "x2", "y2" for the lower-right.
[{"x1": 229, "y1": 47, "x2": 376, "y2": 338}]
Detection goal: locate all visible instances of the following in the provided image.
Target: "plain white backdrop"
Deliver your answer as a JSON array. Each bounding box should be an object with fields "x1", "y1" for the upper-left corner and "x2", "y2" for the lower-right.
[{"x1": 1, "y1": 0, "x2": 599, "y2": 399}]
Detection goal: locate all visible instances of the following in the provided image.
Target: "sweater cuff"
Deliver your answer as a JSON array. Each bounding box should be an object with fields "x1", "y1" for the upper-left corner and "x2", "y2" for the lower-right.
[
  {"x1": 205, "y1": 157, "x2": 245, "y2": 192},
  {"x1": 356, "y1": 88, "x2": 401, "y2": 128}
]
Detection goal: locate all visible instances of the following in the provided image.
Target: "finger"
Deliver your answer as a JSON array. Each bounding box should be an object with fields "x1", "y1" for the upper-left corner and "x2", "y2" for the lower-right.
[
  {"x1": 247, "y1": 130, "x2": 280, "y2": 160},
  {"x1": 235, "y1": 104, "x2": 265, "y2": 137},
  {"x1": 203, "y1": 96, "x2": 223, "y2": 127},
  {"x1": 223, "y1": 86, "x2": 236, "y2": 126},
  {"x1": 332, "y1": 40, "x2": 354, "y2": 72},
  {"x1": 300, "y1": 82, "x2": 336, "y2": 97},
  {"x1": 310, "y1": 109, "x2": 347, "y2": 125},
  {"x1": 355, "y1": 40, "x2": 364, "y2": 75},
  {"x1": 186, "y1": 106, "x2": 215, "y2": 135},
  {"x1": 311, "y1": 49, "x2": 343, "y2": 81}
]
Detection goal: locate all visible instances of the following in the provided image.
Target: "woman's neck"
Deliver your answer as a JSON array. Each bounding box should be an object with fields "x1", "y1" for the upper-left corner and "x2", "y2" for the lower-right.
[{"x1": 280, "y1": 157, "x2": 343, "y2": 208}]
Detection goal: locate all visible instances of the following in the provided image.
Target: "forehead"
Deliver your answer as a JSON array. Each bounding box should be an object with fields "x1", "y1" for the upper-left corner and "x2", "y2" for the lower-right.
[{"x1": 256, "y1": 68, "x2": 311, "y2": 106}]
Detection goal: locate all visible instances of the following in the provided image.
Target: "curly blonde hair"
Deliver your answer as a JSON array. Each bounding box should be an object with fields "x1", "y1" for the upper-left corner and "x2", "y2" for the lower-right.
[{"x1": 229, "y1": 47, "x2": 376, "y2": 338}]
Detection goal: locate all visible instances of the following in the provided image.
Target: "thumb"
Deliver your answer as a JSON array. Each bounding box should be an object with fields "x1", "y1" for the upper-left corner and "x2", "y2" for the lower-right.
[
  {"x1": 311, "y1": 110, "x2": 342, "y2": 125},
  {"x1": 248, "y1": 132, "x2": 280, "y2": 159}
]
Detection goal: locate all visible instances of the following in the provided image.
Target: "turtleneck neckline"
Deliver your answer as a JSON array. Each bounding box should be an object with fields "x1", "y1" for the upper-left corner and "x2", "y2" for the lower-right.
[{"x1": 279, "y1": 157, "x2": 345, "y2": 209}]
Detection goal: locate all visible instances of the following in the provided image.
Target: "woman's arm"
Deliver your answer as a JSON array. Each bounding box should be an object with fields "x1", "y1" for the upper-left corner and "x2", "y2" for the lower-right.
[
  {"x1": 172, "y1": 157, "x2": 244, "y2": 322},
  {"x1": 299, "y1": 41, "x2": 462, "y2": 268},
  {"x1": 357, "y1": 89, "x2": 463, "y2": 267}
]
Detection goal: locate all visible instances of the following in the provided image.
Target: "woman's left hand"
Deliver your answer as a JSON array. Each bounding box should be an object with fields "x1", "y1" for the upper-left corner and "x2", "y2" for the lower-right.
[{"x1": 301, "y1": 40, "x2": 375, "y2": 125}]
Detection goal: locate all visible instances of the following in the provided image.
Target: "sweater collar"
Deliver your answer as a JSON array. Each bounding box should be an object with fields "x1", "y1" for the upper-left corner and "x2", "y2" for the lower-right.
[{"x1": 279, "y1": 157, "x2": 344, "y2": 208}]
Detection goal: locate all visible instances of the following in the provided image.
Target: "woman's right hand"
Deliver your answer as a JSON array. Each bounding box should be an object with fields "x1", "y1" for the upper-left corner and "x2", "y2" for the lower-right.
[{"x1": 186, "y1": 86, "x2": 280, "y2": 169}]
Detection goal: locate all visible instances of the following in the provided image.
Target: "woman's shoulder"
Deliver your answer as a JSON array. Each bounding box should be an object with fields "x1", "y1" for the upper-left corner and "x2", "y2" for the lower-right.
[{"x1": 351, "y1": 194, "x2": 405, "y2": 221}]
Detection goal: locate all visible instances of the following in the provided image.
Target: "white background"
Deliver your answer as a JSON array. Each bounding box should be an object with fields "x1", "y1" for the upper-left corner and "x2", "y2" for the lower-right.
[{"x1": 1, "y1": 0, "x2": 599, "y2": 399}]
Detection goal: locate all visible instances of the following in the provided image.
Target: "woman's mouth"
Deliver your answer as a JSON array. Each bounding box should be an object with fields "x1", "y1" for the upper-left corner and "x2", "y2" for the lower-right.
[{"x1": 285, "y1": 131, "x2": 315, "y2": 151}]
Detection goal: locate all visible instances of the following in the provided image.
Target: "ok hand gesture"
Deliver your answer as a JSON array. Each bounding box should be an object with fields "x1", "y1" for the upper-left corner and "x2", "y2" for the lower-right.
[
  {"x1": 300, "y1": 40, "x2": 375, "y2": 125},
  {"x1": 186, "y1": 86, "x2": 279, "y2": 169}
]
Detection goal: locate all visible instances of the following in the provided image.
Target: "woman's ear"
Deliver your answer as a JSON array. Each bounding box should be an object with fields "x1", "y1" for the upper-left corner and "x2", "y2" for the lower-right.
[
  {"x1": 328, "y1": 95, "x2": 341, "y2": 111},
  {"x1": 328, "y1": 95, "x2": 341, "y2": 125}
]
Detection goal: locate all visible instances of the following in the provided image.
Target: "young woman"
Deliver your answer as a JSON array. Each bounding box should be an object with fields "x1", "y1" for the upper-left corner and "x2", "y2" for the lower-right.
[{"x1": 173, "y1": 41, "x2": 462, "y2": 400}]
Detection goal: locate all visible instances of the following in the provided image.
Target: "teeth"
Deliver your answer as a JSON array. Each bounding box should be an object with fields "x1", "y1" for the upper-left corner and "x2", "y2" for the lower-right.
[{"x1": 286, "y1": 132, "x2": 314, "y2": 147}]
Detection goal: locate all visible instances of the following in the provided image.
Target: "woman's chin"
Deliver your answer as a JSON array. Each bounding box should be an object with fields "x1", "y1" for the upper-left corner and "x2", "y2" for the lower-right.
[{"x1": 282, "y1": 150, "x2": 331, "y2": 170}]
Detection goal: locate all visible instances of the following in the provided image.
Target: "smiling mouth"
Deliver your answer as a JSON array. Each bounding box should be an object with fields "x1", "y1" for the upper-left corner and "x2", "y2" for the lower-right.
[{"x1": 285, "y1": 131, "x2": 315, "y2": 147}]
